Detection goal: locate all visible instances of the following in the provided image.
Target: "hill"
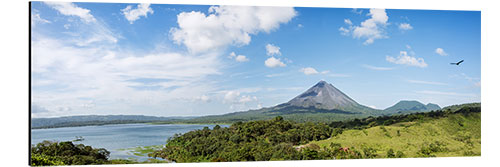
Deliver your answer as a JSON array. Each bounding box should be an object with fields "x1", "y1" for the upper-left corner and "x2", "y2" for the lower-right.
[
  {"x1": 309, "y1": 103, "x2": 480, "y2": 158},
  {"x1": 31, "y1": 115, "x2": 196, "y2": 129},
  {"x1": 384, "y1": 100, "x2": 441, "y2": 115}
]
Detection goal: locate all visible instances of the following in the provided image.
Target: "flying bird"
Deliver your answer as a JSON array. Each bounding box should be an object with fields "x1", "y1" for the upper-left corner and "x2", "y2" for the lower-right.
[{"x1": 450, "y1": 60, "x2": 464, "y2": 65}]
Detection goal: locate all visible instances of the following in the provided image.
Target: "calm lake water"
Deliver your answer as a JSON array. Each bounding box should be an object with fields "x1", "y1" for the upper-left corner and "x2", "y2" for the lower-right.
[{"x1": 31, "y1": 123, "x2": 229, "y2": 161}]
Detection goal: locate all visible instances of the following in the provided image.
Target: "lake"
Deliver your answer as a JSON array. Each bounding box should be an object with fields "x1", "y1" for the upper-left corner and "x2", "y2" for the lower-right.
[{"x1": 31, "y1": 123, "x2": 229, "y2": 161}]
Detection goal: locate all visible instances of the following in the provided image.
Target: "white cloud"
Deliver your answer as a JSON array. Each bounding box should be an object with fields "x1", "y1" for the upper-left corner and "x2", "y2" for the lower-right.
[
  {"x1": 344, "y1": 19, "x2": 352, "y2": 25},
  {"x1": 228, "y1": 52, "x2": 249, "y2": 62},
  {"x1": 362, "y1": 64, "x2": 394, "y2": 71},
  {"x1": 44, "y1": 2, "x2": 96, "y2": 23},
  {"x1": 300, "y1": 67, "x2": 319, "y2": 75},
  {"x1": 170, "y1": 6, "x2": 297, "y2": 54},
  {"x1": 235, "y1": 55, "x2": 249, "y2": 62},
  {"x1": 194, "y1": 95, "x2": 211, "y2": 102},
  {"x1": 435, "y1": 48, "x2": 448, "y2": 56},
  {"x1": 265, "y1": 57, "x2": 286, "y2": 68},
  {"x1": 353, "y1": 8, "x2": 388, "y2": 44},
  {"x1": 224, "y1": 91, "x2": 240, "y2": 103},
  {"x1": 239, "y1": 95, "x2": 257, "y2": 103},
  {"x1": 121, "y1": 3, "x2": 154, "y2": 24},
  {"x1": 386, "y1": 51, "x2": 427, "y2": 68},
  {"x1": 223, "y1": 91, "x2": 257, "y2": 104},
  {"x1": 257, "y1": 104, "x2": 263, "y2": 109},
  {"x1": 407, "y1": 80, "x2": 448, "y2": 86},
  {"x1": 31, "y1": 36, "x2": 221, "y2": 117},
  {"x1": 266, "y1": 44, "x2": 281, "y2": 56},
  {"x1": 399, "y1": 23, "x2": 413, "y2": 30},
  {"x1": 339, "y1": 27, "x2": 350, "y2": 36},
  {"x1": 31, "y1": 13, "x2": 51, "y2": 25},
  {"x1": 42, "y1": 2, "x2": 118, "y2": 46},
  {"x1": 351, "y1": 8, "x2": 363, "y2": 15},
  {"x1": 300, "y1": 67, "x2": 330, "y2": 75},
  {"x1": 297, "y1": 24, "x2": 304, "y2": 28}
]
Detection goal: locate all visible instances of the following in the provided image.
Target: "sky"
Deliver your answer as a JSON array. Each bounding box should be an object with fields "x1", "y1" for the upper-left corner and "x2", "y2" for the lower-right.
[{"x1": 30, "y1": 2, "x2": 481, "y2": 118}]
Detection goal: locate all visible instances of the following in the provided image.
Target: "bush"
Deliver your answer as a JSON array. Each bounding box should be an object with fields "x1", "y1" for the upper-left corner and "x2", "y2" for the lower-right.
[{"x1": 31, "y1": 141, "x2": 111, "y2": 166}]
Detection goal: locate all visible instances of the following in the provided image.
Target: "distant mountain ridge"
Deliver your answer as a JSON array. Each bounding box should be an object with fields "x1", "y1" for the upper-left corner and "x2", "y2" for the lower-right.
[
  {"x1": 31, "y1": 115, "x2": 196, "y2": 129},
  {"x1": 384, "y1": 100, "x2": 441, "y2": 114}
]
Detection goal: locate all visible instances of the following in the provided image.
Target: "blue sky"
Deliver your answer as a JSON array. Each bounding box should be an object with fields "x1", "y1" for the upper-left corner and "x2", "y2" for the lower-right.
[{"x1": 31, "y1": 2, "x2": 480, "y2": 118}]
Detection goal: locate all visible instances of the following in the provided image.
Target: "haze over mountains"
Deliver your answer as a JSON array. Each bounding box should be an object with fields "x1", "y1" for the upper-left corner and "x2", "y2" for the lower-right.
[{"x1": 32, "y1": 80, "x2": 443, "y2": 127}]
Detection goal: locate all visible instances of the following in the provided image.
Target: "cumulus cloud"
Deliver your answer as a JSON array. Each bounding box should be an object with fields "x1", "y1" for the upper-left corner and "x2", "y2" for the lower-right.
[
  {"x1": 435, "y1": 48, "x2": 448, "y2": 56},
  {"x1": 228, "y1": 52, "x2": 249, "y2": 62},
  {"x1": 223, "y1": 91, "x2": 257, "y2": 104},
  {"x1": 44, "y1": 2, "x2": 96, "y2": 23},
  {"x1": 121, "y1": 3, "x2": 154, "y2": 24},
  {"x1": 386, "y1": 51, "x2": 427, "y2": 68},
  {"x1": 170, "y1": 6, "x2": 297, "y2": 54},
  {"x1": 266, "y1": 44, "x2": 281, "y2": 56},
  {"x1": 300, "y1": 67, "x2": 318, "y2": 75},
  {"x1": 340, "y1": 8, "x2": 388, "y2": 45},
  {"x1": 299, "y1": 67, "x2": 330, "y2": 75},
  {"x1": 265, "y1": 57, "x2": 286, "y2": 68},
  {"x1": 399, "y1": 23, "x2": 413, "y2": 31}
]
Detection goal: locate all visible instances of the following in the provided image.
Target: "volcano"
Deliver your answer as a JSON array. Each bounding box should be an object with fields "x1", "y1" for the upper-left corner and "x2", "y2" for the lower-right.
[{"x1": 268, "y1": 80, "x2": 376, "y2": 114}]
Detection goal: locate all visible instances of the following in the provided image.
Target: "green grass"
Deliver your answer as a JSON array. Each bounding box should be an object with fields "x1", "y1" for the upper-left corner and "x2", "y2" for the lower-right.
[{"x1": 308, "y1": 112, "x2": 480, "y2": 158}]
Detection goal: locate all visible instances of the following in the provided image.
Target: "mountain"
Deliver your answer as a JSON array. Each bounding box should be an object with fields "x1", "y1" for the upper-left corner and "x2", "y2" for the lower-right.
[
  {"x1": 270, "y1": 80, "x2": 377, "y2": 114},
  {"x1": 384, "y1": 100, "x2": 441, "y2": 114},
  {"x1": 182, "y1": 81, "x2": 382, "y2": 123}
]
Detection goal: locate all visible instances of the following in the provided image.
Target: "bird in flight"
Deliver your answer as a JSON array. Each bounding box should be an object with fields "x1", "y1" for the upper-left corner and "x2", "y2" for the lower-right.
[{"x1": 451, "y1": 60, "x2": 464, "y2": 65}]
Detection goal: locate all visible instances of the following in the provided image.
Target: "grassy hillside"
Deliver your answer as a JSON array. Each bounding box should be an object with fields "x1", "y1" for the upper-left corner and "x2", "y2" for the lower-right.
[{"x1": 308, "y1": 106, "x2": 480, "y2": 158}]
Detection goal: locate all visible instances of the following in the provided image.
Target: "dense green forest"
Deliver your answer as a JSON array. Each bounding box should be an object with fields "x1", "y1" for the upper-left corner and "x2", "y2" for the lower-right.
[
  {"x1": 30, "y1": 141, "x2": 167, "y2": 166},
  {"x1": 149, "y1": 103, "x2": 480, "y2": 162}
]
